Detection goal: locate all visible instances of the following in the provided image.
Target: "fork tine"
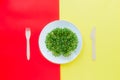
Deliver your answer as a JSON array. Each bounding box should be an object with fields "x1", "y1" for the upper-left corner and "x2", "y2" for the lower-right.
[{"x1": 26, "y1": 28, "x2": 30, "y2": 31}]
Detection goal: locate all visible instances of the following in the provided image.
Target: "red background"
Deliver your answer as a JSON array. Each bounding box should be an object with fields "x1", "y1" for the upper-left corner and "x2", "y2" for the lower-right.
[{"x1": 0, "y1": 0, "x2": 60, "y2": 80}]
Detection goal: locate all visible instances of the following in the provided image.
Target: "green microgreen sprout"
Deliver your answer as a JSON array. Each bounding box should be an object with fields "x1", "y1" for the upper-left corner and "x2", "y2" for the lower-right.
[{"x1": 45, "y1": 28, "x2": 78, "y2": 57}]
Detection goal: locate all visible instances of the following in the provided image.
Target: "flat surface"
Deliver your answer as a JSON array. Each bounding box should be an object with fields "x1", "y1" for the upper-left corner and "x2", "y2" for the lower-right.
[
  {"x1": 0, "y1": 0, "x2": 60, "y2": 80},
  {"x1": 39, "y1": 20, "x2": 82, "y2": 64},
  {"x1": 60, "y1": 0, "x2": 120, "y2": 80},
  {"x1": 1, "y1": 0, "x2": 120, "y2": 80}
]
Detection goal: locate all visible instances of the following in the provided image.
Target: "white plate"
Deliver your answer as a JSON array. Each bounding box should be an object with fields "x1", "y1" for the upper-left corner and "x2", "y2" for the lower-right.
[{"x1": 38, "y1": 20, "x2": 82, "y2": 64}]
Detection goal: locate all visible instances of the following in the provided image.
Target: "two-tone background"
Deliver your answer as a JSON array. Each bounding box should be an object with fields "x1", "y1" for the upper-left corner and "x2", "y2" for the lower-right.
[{"x1": 0, "y1": 0, "x2": 120, "y2": 80}]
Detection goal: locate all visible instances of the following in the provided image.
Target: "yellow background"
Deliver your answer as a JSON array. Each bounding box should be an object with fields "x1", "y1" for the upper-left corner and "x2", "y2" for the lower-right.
[{"x1": 60, "y1": 0, "x2": 120, "y2": 80}]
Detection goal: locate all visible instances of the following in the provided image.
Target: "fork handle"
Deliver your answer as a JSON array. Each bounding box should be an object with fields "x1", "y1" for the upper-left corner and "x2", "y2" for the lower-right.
[{"x1": 27, "y1": 39, "x2": 30, "y2": 61}]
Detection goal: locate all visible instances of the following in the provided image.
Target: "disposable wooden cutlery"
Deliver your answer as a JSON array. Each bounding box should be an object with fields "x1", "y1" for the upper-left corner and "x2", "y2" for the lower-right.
[
  {"x1": 25, "y1": 28, "x2": 31, "y2": 61},
  {"x1": 91, "y1": 27, "x2": 96, "y2": 60}
]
